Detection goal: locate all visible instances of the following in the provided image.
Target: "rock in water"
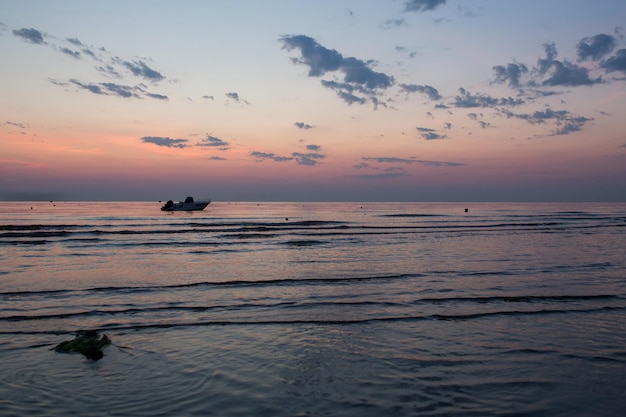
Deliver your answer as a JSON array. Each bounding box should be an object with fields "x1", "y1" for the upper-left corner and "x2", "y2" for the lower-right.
[{"x1": 54, "y1": 330, "x2": 111, "y2": 360}]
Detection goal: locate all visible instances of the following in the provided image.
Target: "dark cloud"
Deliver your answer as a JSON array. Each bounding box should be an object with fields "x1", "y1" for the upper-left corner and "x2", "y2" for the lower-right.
[
  {"x1": 141, "y1": 136, "x2": 189, "y2": 148},
  {"x1": 12, "y1": 27, "x2": 45, "y2": 44},
  {"x1": 66, "y1": 37, "x2": 84, "y2": 46},
  {"x1": 123, "y1": 60, "x2": 164, "y2": 82},
  {"x1": 399, "y1": 83, "x2": 441, "y2": 100},
  {"x1": 202, "y1": 95, "x2": 215, "y2": 100},
  {"x1": 537, "y1": 43, "x2": 602, "y2": 86},
  {"x1": 144, "y1": 92, "x2": 168, "y2": 100},
  {"x1": 101, "y1": 82, "x2": 134, "y2": 98},
  {"x1": 226, "y1": 92, "x2": 249, "y2": 104},
  {"x1": 491, "y1": 63, "x2": 528, "y2": 88},
  {"x1": 306, "y1": 144, "x2": 321, "y2": 151},
  {"x1": 197, "y1": 135, "x2": 229, "y2": 148},
  {"x1": 362, "y1": 156, "x2": 464, "y2": 166},
  {"x1": 493, "y1": 41, "x2": 605, "y2": 90},
  {"x1": 577, "y1": 34, "x2": 616, "y2": 61},
  {"x1": 403, "y1": 0, "x2": 446, "y2": 13},
  {"x1": 501, "y1": 107, "x2": 593, "y2": 136},
  {"x1": 295, "y1": 122, "x2": 314, "y2": 129},
  {"x1": 280, "y1": 35, "x2": 394, "y2": 106},
  {"x1": 66, "y1": 79, "x2": 165, "y2": 100},
  {"x1": 209, "y1": 156, "x2": 227, "y2": 161},
  {"x1": 60, "y1": 47, "x2": 80, "y2": 59},
  {"x1": 453, "y1": 88, "x2": 524, "y2": 108},
  {"x1": 251, "y1": 151, "x2": 294, "y2": 162},
  {"x1": 602, "y1": 49, "x2": 626, "y2": 73},
  {"x1": 468, "y1": 113, "x2": 491, "y2": 128},
  {"x1": 292, "y1": 152, "x2": 325, "y2": 166},
  {"x1": 417, "y1": 127, "x2": 446, "y2": 140}
]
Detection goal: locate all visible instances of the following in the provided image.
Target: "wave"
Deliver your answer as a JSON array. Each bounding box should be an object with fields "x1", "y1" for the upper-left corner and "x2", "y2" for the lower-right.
[{"x1": 3, "y1": 305, "x2": 625, "y2": 336}]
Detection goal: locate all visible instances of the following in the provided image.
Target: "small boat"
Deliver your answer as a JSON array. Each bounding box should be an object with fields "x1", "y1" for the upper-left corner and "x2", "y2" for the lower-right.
[{"x1": 161, "y1": 196, "x2": 211, "y2": 211}]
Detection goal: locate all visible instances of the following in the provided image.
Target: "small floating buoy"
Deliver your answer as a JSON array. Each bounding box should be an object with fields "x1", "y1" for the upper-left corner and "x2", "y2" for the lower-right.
[
  {"x1": 285, "y1": 218, "x2": 289, "y2": 221},
  {"x1": 464, "y1": 208, "x2": 468, "y2": 212}
]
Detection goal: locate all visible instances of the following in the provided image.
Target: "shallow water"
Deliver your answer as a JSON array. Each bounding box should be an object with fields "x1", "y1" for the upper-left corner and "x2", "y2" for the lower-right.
[{"x1": 1, "y1": 202, "x2": 625, "y2": 416}]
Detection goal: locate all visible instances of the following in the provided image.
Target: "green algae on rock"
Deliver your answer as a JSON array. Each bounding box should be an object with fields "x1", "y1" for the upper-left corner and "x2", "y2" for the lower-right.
[{"x1": 54, "y1": 330, "x2": 111, "y2": 360}]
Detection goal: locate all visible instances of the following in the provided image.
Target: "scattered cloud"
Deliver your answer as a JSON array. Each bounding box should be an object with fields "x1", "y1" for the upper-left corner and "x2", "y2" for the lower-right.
[
  {"x1": 416, "y1": 127, "x2": 447, "y2": 140},
  {"x1": 602, "y1": 49, "x2": 626, "y2": 73},
  {"x1": 403, "y1": 0, "x2": 446, "y2": 13},
  {"x1": 141, "y1": 136, "x2": 189, "y2": 148},
  {"x1": 453, "y1": 88, "x2": 524, "y2": 108},
  {"x1": 399, "y1": 83, "x2": 441, "y2": 100},
  {"x1": 381, "y1": 19, "x2": 406, "y2": 29},
  {"x1": 197, "y1": 135, "x2": 229, "y2": 149},
  {"x1": 122, "y1": 59, "x2": 165, "y2": 82},
  {"x1": 251, "y1": 151, "x2": 294, "y2": 162},
  {"x1": 500, "y1": 107, "x2": 593, "y2": 136},
  {"x1": 295, "y1": 122, "x2": 314, "y2": 129},
  {"x1": 491, "y1": 63, "x2": 528, "y2": 88},
  {"x1": 306, "y1": 144, "x2": 321, "y2": 151},
  {"x1": 577, "y1": 34, "x2": 616, "y2": 61},
  {"x1": 5, "y1": 121, "x2": 27, "y2": 129},
  {"x1": 280, "y1": 34, "x2": 394, "y2": 107},
  {"x1": 60, "y1": 47, "x2": 80, "y2": 59},
  {"x1": 226, "y1": 92, "x2": 249, "y2": 104},
  {"x1": 293, "y1": 152, "x2": 325, "y2": 166},
  {"x1": 362, "y1": 156, "x2": 464, "y2": 166},
  {"x1": 12, "y1": 27, "x2": 45, "y2": 44}
]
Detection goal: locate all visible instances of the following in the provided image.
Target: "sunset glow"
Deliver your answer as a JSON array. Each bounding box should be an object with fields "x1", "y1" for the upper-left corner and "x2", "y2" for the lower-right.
[{"x1": 1, "y1": 0, "x2": 625, "y2": 201}]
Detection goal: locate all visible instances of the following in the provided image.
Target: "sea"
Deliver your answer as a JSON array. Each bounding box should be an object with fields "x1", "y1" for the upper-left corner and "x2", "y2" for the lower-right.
[{"x1": 0, "y1": 201, "x2": 625, "y2": 417}]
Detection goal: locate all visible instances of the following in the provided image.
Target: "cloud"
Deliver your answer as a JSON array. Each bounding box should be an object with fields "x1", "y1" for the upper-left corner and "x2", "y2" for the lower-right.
[
  {"x1": 501, "y1": 107, "x2": 593, "y2": 136},
  {"x1": 63, "y1": 79, "x2": 166, "y2": 100},
  {"x1": 353, "y1": 172, "x2": 406, "y2": 179},
  {"x1": 453, "y1": 88, "x2": 524, "y2": 108},
  {"x1": 251, "y1": 151, "x2": 294, "y2": 162},
  {"x1": 226, "y1": 92, "x2": 249, "y2": 104},
  {"x1": 491, "y1": 63, "x2": 528, "y2": 88},
  {"x1": 493, "y1": 40, "x2": 607, "y2": 90},
  {"x1": 362, "y1": 156, "x2": 464, "y2": 166},
  {"x1": 5, "y1": 121, "x2": 27, "y2": 129},
  {"x1": 295, "y1": 122, "x2": 314, "y2": 129},
  {"x1": 381, "y1": 19, "x2": 406, "y2": 29},
  {"x1": 60, "y1": 47, "x2": 80, "y2": 59},
  {"x1": 209, "y1": 156, "x2": 226, "y2": 161},
  {"x1": 403, "y1": 0, "x2": 446, "y2": 13},
  {"x1": 538, "y1": 43, "x2": 603, "y2": 86},
  {"x1": 197, "y1": 135, "x2": 229, "y2": 149},
  {"x1": 202, "y1": 95, "x2": 215, "y2": 100},
  {"x1": 416, "y1": 127, "x2": 447, "y2": 140},
  {"x1": 306, "y1": 144, "x2": 321, "y2": 151},
  {"x1": 144, "y1": 92, "x2": 168, "y2": 100},
  {"x1": 468, "y1": 113, "x2": 491, "y2": 128},
  {"x1": 122, "y1": 60, "x2": 164, "y2": 82},
  {"x1": 280, "y1": 34, "x2": 394, "y2": 106},
  {"x1": 602, "y1": 49, "x2": 626, "y2": 73},
  {"x1": 12, "y1": 27, "x2": 45, "y2": 44},
  {"x1": 292, "y1": 152, "x2": 325, "y2": 166},
  {"x1": 141, "y1": 136, "x2": 189, "y2": 148},
  {"x1": 577, "y1": 34, "x2": 616, "y2": 61},
  {"x1": 399, "y1": 83, "x2": 441, "y2": 100}
]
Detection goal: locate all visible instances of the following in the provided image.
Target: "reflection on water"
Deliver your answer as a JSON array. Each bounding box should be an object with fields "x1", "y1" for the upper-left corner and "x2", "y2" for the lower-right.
[{"x1": 1, "y1": 202, "x2": 625, "y2": 416}]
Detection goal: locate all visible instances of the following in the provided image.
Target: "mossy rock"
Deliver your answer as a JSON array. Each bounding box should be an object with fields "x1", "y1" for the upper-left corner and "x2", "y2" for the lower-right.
[{"x1": 54, "y1": 330, "x2": 111, "y2": 360}]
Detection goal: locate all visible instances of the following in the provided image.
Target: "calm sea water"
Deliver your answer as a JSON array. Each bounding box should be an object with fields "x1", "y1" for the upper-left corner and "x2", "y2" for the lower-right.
[{"x1": 1, "y1": 201, "x2": 625, "y2": 416}]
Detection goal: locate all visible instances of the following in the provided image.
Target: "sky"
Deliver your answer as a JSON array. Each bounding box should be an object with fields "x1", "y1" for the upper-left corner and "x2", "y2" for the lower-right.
[{"x1": 1, "y1": 0, "x2": 626, "y2": 202}]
